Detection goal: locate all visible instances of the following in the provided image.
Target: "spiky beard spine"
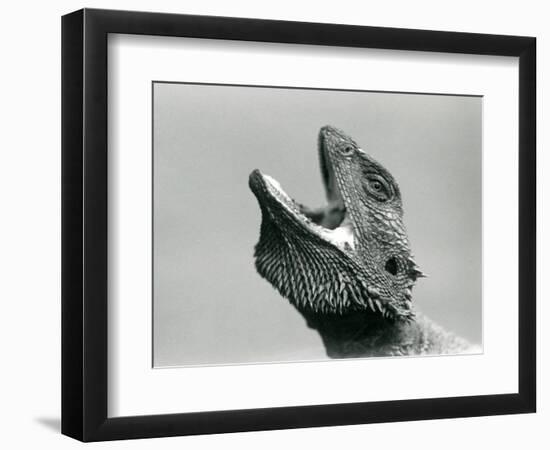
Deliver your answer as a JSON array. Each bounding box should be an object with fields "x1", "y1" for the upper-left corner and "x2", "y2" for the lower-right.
[{"x1": 254, "y1": 211, "x2": 407, "y2": 320}]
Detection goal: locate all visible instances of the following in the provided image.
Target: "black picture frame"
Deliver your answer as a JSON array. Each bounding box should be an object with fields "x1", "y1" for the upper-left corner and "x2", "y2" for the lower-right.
[{"x1": 61, "y1": 8, "x2": 536, "y2": 442}]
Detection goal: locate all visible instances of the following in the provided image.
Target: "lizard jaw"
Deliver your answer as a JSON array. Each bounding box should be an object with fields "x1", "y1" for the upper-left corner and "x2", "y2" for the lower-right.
[{"x1": 249, "y1": 170, "x2": 355, "y2": 253}]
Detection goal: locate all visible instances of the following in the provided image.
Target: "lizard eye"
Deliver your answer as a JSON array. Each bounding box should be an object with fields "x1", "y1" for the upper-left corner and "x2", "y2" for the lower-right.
[
  {"x1": 370, "y1": 180, "x2": 382, "y2": 191},
  {"x1": 340, "y1": 145, "x2": 355, "y2": 156},
  {"x1": 365, "y1": 176, "x2": 392, "y2": 201}
]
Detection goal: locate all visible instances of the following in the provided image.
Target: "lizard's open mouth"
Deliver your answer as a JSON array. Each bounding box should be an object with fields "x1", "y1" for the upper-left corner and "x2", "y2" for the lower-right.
[{"x1": 249, "y1": 129, "x2": 355, "y2": 252}]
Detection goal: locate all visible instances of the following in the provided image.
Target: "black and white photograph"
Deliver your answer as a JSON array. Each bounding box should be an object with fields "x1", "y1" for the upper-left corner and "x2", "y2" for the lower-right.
[
  {"x1": 51, "y1": 5, "x2": 537, "y2": 445},
  {"x1": 153, "y1": 82, "x2": 482, "y2": 367},
  {"x1": 0, "y1": 0, "x2": 544, "y2": 446}
]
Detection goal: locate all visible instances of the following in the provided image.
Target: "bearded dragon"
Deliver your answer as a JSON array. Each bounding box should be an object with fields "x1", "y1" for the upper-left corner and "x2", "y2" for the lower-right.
[{"x1": 249, "y1": 125, "x2": 475, "y2": 358}]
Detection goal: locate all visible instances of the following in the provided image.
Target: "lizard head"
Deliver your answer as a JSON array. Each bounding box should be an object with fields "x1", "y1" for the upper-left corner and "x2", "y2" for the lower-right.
[{"x1": 249, "y1": 125, "x2": 424, "y2": 321}]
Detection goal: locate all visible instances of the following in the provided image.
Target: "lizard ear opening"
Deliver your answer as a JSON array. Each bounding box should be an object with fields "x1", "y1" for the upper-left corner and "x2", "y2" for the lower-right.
[{"x1": 385, "y1": 256, "x2": 399, "y2": 276}]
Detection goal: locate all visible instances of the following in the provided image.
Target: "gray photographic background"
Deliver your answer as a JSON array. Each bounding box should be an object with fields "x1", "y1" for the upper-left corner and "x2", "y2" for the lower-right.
[{"x1": 153, "y1": 82, "x2": 482, "y2": 367}]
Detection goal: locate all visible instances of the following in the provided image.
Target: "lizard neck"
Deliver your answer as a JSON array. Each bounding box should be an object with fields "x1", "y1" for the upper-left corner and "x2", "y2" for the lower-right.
[
  {"x1": 301, "y1": 309, "x2": 472, "y2": 358},
  {"x1": 302, "y1": 309, "x2": 416, "y2": 357}
]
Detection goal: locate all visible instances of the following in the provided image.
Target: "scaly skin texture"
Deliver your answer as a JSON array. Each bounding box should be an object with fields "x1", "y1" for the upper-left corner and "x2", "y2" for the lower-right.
[
  {"x1": 302, "y1": 310, "x2": 472, "y2": 358},
  {"x1": 249, "y1": 126, "x2": 475, "y2": 357}
]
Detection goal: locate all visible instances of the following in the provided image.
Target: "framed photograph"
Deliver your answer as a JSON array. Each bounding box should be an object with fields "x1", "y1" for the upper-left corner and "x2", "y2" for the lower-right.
[{"x1": 61, "y1": 8, "x2": 536, "y2": 442}]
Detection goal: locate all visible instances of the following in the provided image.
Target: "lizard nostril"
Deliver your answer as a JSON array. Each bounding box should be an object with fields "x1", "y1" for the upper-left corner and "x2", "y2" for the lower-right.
[{"x1": 385, "y1": 257, "x2": 399, "y2": 276}]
